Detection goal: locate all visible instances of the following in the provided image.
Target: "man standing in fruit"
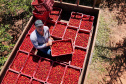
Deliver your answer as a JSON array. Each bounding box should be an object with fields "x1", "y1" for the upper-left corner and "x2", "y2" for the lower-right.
[{"x1": 30, "y1": 19, "x2": 53, "y2": 56}]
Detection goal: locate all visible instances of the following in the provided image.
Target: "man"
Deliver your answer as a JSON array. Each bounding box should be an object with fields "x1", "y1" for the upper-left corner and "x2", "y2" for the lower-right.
[{"x1": 30, "y1": 19, "x2": 53, "y2": 56}]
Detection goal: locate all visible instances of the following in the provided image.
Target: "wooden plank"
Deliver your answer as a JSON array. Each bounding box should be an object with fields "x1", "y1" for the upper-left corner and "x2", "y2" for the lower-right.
[
  {"x1": 0, "y1": 1, "x2": 100, "y2": 84},
  {"x1": 54, "y1": 1, "x2": 99, "y2": 15},
  {"x1": 60, "y1": 0, "x2": 62, "y2": 3},
  {"x1": 76, "y1": 0, "x2": 80, "y2": 6},
  {"x1": 60, "y1": 20, "x2": 69, "y2": 23},
  {"x1": 93, "y1": 0, "x2": 97, "y2": 9}
]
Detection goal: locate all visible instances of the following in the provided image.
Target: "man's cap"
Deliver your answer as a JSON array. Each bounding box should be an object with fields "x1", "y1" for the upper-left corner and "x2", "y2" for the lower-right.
[{"x1": 35, "y1": 20, "x2": 43, "y2": 27}]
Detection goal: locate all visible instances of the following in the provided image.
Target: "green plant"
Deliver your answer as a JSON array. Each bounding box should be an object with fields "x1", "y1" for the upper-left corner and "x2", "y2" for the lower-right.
[
  {"x1": 92, "y1": 14, "x2": 111, "y2": 63},
  {"x1": 0, "y1": 24, "x2": 12, "y2": 42},
  {"x1": 0, "y1": 0, "x2": 32, "y2": 15},
  {"x1": 0, "y1": 54, "x2": 9, "y2": 70},
  {"x1": 0, "y1": 24, "x2": 13, "y2": 70}
]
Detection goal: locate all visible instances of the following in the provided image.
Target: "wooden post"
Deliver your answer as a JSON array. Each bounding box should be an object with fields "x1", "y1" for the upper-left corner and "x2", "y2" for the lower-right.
[
  {"x1": 60, "y1": 0, "x2": 62, "y2": 3},
  {"x1": 77, "y1": 0, "x2": 80, "y2": 6},
  {"x1": 93, "y1": 0, "x2": 97, "y2": 9}
]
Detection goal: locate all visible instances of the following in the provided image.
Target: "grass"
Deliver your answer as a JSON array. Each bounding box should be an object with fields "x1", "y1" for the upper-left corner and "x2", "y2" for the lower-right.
[
  {"x1": 86, "y1": 9, "x2": 116, "y2": 83},
  {"x1": 0, "y1": 55, "x2": 9, "y2": 70},
  {"x1": 0, "y1": 24, "x2": 13, "y2": 71},
  {"x1": 86, "y1": 9, "x2": 112, "y2": 81},
  {"x1": 92, "y1": 13, "x2": 111, "y2": 63}
]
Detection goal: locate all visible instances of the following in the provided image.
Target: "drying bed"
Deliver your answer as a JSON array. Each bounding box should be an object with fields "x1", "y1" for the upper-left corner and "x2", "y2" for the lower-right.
[
  {"x1": 9, "y1": 51, "x2": 29, "y2": 72},
  {"x1": 51, "y1": 39, "x2": 73, "y2": 57},
  {"x1": 19, "y1": 34, "x2": 34, "y2": 53},
  {"x1": 1, "y1": 6, "x2": 95, "y2": 84},
  {"x1": 51, "y1": 21, "x2": 67, "y2": 39}
]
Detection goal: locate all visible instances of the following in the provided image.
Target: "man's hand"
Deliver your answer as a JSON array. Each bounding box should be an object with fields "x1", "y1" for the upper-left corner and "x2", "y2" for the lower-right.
[
  {"x1": 46, "y1": 40, "x2": 52, "y2": 46},
  {"x1": 50, "y1": 37, "x2": 54, "y2": 41}
]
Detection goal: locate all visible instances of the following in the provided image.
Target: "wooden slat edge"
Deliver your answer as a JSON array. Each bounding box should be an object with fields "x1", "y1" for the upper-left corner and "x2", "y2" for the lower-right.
[{"x1": 54, "y1": 1, "x2": 99, "y2": 10}]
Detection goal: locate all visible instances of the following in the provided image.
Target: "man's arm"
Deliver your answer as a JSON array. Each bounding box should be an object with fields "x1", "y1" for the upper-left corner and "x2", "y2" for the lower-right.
[
  {"x1": 30, "y1": 37, "x2": 47, "y2": 49},
  {"x1": 30, "y1": 33, "x2": 48, "y2": 49}
]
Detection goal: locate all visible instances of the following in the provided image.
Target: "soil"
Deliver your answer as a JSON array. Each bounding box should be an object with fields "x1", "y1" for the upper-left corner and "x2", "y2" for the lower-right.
[
  {"x1": 86, "y1": 0, "x2": 126, "y2": 84},
  {"x1": 0, "y1": 9, "x2": 28, "y2": 57}
]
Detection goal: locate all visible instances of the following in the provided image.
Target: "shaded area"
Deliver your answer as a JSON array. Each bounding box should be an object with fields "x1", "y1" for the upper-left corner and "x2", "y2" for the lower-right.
[
  {"x1": 100, "y1": 0, "x2": 126, "y2": 25},
  {"x1": 95, "y1": 37, "x2": 126, "y2": 83}
]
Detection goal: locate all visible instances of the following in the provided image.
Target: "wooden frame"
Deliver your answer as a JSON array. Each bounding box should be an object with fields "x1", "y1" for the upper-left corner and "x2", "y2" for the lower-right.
[
  {"x1": 58, "y1": 0, "x2": 97, "y2": 8},
  {"x1": 0, "y1": 1, "x2": 100, "y2": 84}
]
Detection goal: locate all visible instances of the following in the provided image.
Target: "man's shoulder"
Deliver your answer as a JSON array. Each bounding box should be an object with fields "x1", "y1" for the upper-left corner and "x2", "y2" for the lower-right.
[
  {"x1": 44, "y1": 26, "x2": 49, "y2": 31},
  {"x1": 30, "y1": 30, "x2": 37, "y2": 40}
]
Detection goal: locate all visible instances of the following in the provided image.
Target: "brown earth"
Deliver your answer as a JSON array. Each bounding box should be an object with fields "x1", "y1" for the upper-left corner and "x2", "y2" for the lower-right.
[
  {"x1": 86, "y1": 0, "x2": 126, "y2": 84},
  {"x1": 0, "y1": 9, "x2": 28, "y2": 57}
]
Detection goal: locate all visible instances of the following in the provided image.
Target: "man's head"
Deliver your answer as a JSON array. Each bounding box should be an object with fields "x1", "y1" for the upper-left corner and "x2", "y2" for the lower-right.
[
  {"x1": 35, "y1": 19, "x2": 43, "y2": 27},
  {"x1": 35, "y1": 20, "x2": 44, "y2": 34}
]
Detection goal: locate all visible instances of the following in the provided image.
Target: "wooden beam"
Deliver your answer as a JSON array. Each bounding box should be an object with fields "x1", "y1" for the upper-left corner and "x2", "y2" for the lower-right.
[
  {"x1": 93, "y1": 0, "x2": 97, "y2": 9},
  {"x1": 60, "y1": 0, "x2": 62, "y2": 3},
  {"x1": 76, "y1": 0, "x2": 80, "y2": 6}
]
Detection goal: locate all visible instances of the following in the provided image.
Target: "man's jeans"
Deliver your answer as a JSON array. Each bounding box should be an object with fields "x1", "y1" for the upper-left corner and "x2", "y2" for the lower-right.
[{"x1": 39, "y1": 46, "x2": 51, "y2": 56}]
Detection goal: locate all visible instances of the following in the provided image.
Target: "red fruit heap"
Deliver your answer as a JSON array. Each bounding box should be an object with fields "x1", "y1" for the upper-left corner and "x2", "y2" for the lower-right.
[
  {"x1": 71, "y1": 48, "x2": 86, "y2": 68},
  {"x1": 19, "y1": 35, "x2": 33, "y2": 53},
  {"x1": 75, "y1": 31, "x2": 89, "y2": 48},
  {"x1": 69, "y1": 13, "x2": 82, "y2": 27},
  {"x1": 47, "y1": 62, "x2": 65, "y2": 84},
  {"x1": 2, "y1": 71, "x2": 18, "y2": 84},
  {"x1": 50, "y1": 7, "x2": 61, "y2": 15},
  {"x1": 63, "y1": 67, "x2": 80, "y2": 84},
  {"x1": 63, "y1": 27, "x2": 77, "y2": 43},
  {"x1": 34, "y1": 59, "x2": 51, "y2": 81},
  {"x1": 22, "y1": 55, "x2": 40, "y2": 76},
  {"x1": 28, "y1": 24, "x2": 35, "y2": 34},
  {"x1": 52, "y1": 23, "x2": 67, "y2": 38},
  {"x1": 16, "y1": 75, "x2": 30, "y2": 84},
  {"x1": 80, "y1": 21, "x2": 93, "y2": 30},
  {"x1": 10, "y1": 52, "x2": 28, "y2": 71},
  {"x1": 48, "y1": 8, "x2": 61, "y2": 21},
  {"x1": 48, "y1": 15, "x2": 59, "y2": 22},
  {"x1": 45, "y1": 22, "x2": 55, "y2": 34},
  {"x1": 51, "y1": 40, "x2": 73, "y2": 56},
  {"x1": 31, "y1": 80, "x2": 44, "y2": 84},
  {"x1": 51, "y1": 10, "x2": 60, "y2": 15},
  {"x1": 80, "y1": 15, "x2": 94, "y2": 31}
]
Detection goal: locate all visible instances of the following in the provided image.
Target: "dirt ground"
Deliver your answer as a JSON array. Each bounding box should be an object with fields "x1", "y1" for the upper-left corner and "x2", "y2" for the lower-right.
[
  {"x1": 86, "y1": 0, "x2": 126, "y2": 84},
  {"x1": 0, "y1": 11, "x2": 28, "y2": 57}
]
